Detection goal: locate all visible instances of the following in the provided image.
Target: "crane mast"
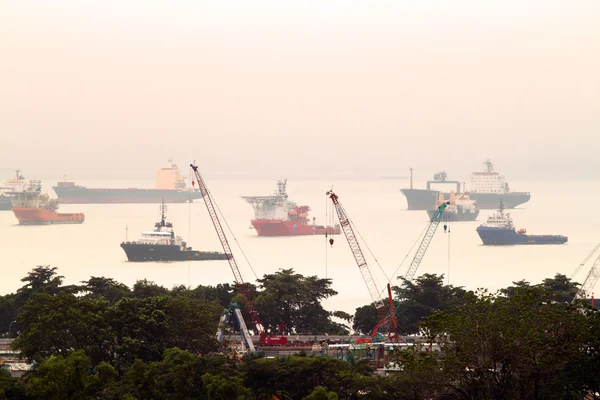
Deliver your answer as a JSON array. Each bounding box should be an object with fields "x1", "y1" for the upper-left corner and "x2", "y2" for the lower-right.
[
  {"x1": 326, "y1": 190, "x2": 389, "y2": 331},
  {"x1": 190, "y1": 164, "x2": 287, "y2": 345},
  {"x1": 404, "y1": 202, "x2": 449, "y2": 282},
  {"x1": 572, "y1": 247, "x2": 600, "y2": 303}
]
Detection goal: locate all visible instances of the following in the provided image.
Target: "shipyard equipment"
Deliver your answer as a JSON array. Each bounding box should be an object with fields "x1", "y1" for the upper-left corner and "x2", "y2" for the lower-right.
[{"x1": 191, "y1": 164, "x2": 287, "y2": 345}]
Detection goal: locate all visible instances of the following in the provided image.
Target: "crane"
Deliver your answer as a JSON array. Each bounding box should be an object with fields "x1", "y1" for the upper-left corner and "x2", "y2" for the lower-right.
[
  {"x1": 326, "y1": 190, "x2": 398, "y2": 341},
  {"x1": 216, "y1": 303, "x2": 256, "y2": 353},
  {"x1": 572, "y1": 244, "x2": 600, "y2": 304},
  {"x1": 190, "y1": 164, "x2": 287, "y2": 345},
  {"x1": 403, "y1": 201, "x2": 449, "y2": 282}
]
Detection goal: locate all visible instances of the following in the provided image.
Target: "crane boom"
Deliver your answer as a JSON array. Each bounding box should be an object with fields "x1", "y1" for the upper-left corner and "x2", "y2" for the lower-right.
[
  {"x1": 404, "y1": 202, "x2": 449, "y2": 281},
  {"x1": 191, "y1": 164, "x2": 287, "y2": 345},
  {"x1": 326, "y1": 191, "x2": 388, "y2": 325},
  {"x1": 573, "y1": 247, "x2": 600, "y2": 303}
]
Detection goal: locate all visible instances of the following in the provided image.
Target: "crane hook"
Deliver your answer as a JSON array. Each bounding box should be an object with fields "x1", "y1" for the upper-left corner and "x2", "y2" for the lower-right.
[{"x1": 329, "y1": 238, "x2": 334, "y2": 247}]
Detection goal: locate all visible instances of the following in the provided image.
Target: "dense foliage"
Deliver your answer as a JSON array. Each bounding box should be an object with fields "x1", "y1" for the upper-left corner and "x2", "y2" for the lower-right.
[{"x1": 0, "y1": 266, "x2": 598, "y2": 399}]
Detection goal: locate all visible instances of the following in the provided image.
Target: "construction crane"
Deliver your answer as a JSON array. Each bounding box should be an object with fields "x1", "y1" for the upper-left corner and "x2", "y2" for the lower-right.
[
  {"x1": 326, "y1": 190, "x2": 398, "y2": 341},
  {"x1": 216, "y1": 303, "x2": 256, "y2": 353},
  {"x1": 190, "y1": 164, "x2": 287, "y2": 345},
  {"x1": 403, "y1": 201, "x2": 449, "y2": 282},
  {"x1": 572, "y1": 244, "x2": 600, "y2": 304}
]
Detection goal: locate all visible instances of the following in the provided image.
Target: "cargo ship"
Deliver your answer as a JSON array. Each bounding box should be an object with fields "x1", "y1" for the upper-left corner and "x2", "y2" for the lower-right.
[
  {"x1": 10, "y1": 181, "x2": 85, "y2": 225},
  {"x1": 476, "y1": 201, "x2": 567, "y2": 245},
  {"x1": 52, "y1": 159, "x2": 202, "y2": 204},
  {"x1": 400, "y1": 161, "x2": 531, "y2": 210},
  {"x1": 427, "y1": 191, "x2": 479, "y2": 221},
  {"x1": 0, "y1": 170, "x2": 27, "y2": 211},
  {"x1": 242, "y1": 179, "x2": 341, "y2": 237},
  {"x1": 120, "y1": 201, "x2": 228, "y2": 262}
]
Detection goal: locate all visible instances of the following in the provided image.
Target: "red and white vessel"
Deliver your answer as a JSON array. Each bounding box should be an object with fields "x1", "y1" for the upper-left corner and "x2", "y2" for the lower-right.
[
  {"x1": 10, "y1": 181, "x2": 85, "y2": 225},
  {"x1": 242, "y1": 180, "x2": 340, "y2": 237}
]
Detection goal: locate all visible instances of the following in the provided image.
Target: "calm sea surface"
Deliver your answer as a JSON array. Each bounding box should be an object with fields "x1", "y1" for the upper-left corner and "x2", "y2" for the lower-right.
[{"x1": 1, "y1": 179, "x2": 598, "y2": 314}]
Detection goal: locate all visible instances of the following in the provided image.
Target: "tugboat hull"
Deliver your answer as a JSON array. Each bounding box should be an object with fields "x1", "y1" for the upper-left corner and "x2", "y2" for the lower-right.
[
  {"x1": 120, "y1": 243, "x2": 228, "y2": 262},
  {"x1": 476, "y1": 226, "x2": 568, "y2": 245}
]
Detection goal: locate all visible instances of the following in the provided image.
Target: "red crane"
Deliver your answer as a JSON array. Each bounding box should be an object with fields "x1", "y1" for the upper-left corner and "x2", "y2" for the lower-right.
[
  {"x1": 326, "y1": 190, "x2": 397, "y2": 341},
  {"x1": 190, "y1": 164, "x2": 288, "y2": 345}
]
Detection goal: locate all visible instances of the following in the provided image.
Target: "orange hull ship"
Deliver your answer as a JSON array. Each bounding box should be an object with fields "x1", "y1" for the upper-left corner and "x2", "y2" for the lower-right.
[
  {"x1": 12, "y1": 208, "x2": 84, "y2": 225},
  {"x1": 9, "y1": 181, "x2": 85, "y2": 225}
]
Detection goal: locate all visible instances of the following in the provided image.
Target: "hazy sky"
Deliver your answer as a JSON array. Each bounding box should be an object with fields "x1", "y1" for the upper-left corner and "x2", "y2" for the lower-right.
[{"x1": 1, "y1": 1, "x2": 599, "y2": 181}]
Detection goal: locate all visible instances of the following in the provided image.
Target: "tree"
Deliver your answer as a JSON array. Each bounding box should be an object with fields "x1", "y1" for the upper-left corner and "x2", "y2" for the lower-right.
[
  {"x1": 540, "y1": 273, "x2": 580, "y2": 303},
  {"x1": 352, "y1": 304, "x2": 379, "y2": 336},
  {"x1": 81, "y1": 277, "x2": 131, "y2": 304},
  {"x1": 393, "y1": 273, "x2": 466, "y2": 335},
  {"x1": 165, "y1": 295, "x2": 222, "y2": 355},
  {"x1": 302, "y1": 386, "x2": 339, "y2": 400},
  {"x1": 26, "y1": 350, "x2": 95, "y2": 400},
  {"x1": 108, "y1": 296, "x2": 170, "y2": 367},
  {"x1": 0, "y1": 368, "x2": 27, "y2": 400},
  {"x1": 13, "y1": 292, "x2": 112, "y2": 364},
  {"x1": 131, "y1": 279, "x2": 170, "y2": 298},
  {"x1": 421, "y1": 286, "x2": 596, "y2": 399},
  {"x1": 254, "y1": 269, "x2": 340, "y2": 335}
]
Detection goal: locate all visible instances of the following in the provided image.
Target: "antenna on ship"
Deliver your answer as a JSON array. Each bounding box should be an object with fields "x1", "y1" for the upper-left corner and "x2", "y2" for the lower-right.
[
  {"x1": 159, "y1": 200, "x2": 167, "y2": 227},
  {"x1": 409, "y1": 168, "x2": 413, "y2": 190},
  {"x1": 484, "y1": 159, "x2": 494, "y2": 173}
]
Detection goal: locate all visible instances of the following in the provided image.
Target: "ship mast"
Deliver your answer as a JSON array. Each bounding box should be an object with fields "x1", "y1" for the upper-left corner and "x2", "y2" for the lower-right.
[{"x1": 159, "y1": 200, "x2": 167, "y2": 227}]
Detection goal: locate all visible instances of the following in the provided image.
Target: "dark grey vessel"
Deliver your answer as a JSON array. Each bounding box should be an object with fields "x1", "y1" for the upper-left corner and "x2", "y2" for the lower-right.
[{"x1": 120, "y1": 202, "x2": 228, "y2": 262}]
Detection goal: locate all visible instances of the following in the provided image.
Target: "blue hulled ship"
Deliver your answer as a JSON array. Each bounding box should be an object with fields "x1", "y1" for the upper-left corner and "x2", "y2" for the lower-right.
[{"x1": 476, "y1": 201, "x2": 567, "y2": 245}]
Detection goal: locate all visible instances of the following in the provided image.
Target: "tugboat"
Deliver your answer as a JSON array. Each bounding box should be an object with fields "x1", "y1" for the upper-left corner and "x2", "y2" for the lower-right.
[
  {"x1": 476, "y1": 200, "x2": 567, "y2": 245},
  {"x1": 242, "y1": 179, "x2": 341, "y2": 236},
  {"x1": 427, "y1": 191, "x2": 479, "y2": 221},
  {"x1": 120, "y1": 201, "x2": 228, "y2": 262},
  {"x1": 10, "y1": 181, "x2": 85, "y2": 225}
]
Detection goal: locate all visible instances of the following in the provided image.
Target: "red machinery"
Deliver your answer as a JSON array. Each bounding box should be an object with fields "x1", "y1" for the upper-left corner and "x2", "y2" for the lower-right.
[
  {"x1": 326, "y1": 190, "x2": 397, "y2": 341},
  {"x1": 191, "y1": 164, "x2": 287, "y2": 345}
]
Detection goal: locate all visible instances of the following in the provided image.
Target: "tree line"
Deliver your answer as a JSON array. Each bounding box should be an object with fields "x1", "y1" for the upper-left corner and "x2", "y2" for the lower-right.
[{"x1": 0, "y1": 265, "x2": 598, "y2": 399}]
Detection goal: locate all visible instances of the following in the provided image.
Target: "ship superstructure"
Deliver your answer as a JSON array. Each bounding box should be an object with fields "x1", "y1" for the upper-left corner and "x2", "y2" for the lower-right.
[
  {"x1": 242, "y1": 180, "x2": 341, "y2": 236},
  {"x1": 52, "y1": 159, "x2": 202, "y2": 204},
  {"x1": 120, "y1": 201, "x2": 227, "y2": 262},
  {"x1": 0, "y1": 170, "x2": 27, "y2": 211}
]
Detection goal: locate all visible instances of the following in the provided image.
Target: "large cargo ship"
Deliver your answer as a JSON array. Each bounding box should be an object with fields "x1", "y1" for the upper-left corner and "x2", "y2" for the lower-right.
[
  {"x1": 476, "y1": 201, "x2": 567, "y2": 245},
  {"x1": 400, "y1": 161, "x2": 531, "y2": 210},
  {"x1": 242, "y1": 180, "x2": 341, "y2": 237},
  {"x1": 10, "y1": 181, "x2": 85, "y2": 225},
  {"x1": 427, "y1": 191, "x2": 479, "y2": 221},
  {"x1": 0, "y1": 170, "x2": 27, "y2": 211},
  {"x1": 52, "y1": 159, "x2": 202, "y2": 204},
  {"x1": 120, "y1": 201, "x2": 227, "y2": 262}
]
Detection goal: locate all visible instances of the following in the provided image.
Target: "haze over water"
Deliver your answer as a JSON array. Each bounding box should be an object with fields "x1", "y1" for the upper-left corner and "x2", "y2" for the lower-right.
[{"x1": 1, "y1": 178, "x2": 597, "y2": 315}]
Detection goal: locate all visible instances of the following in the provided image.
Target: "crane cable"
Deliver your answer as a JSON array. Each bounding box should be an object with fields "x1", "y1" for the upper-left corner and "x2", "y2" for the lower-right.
[
  {"x1": 570, "y1": 242, "x2": 600, "y2": 279},
  {"x1": 202, "y1": 177, "x2": 259, "y2": 281}
]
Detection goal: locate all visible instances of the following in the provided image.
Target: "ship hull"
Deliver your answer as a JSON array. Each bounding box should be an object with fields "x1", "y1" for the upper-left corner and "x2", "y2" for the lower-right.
[
  {"x1": 427, "y1": 208, "x2": 479, "y2": 221},
  {"x1": 12, "y1": 208, "x2": 85, "y2": 225},
  {"x1": 120, "y1": 243, "x2": 228, "y2": 262},
  {"x1": 251, "y1": 220, "x2": 341, "y2": 236},
  {"x1": 401, "y1": 189, "x2": 530, "y2": 210},
  {"x1": 52, "y1": 186, "x2": 203, "y2": 204},
  {"x1": 476, "y1": 226, "x2": 567, "y2": 245}
]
